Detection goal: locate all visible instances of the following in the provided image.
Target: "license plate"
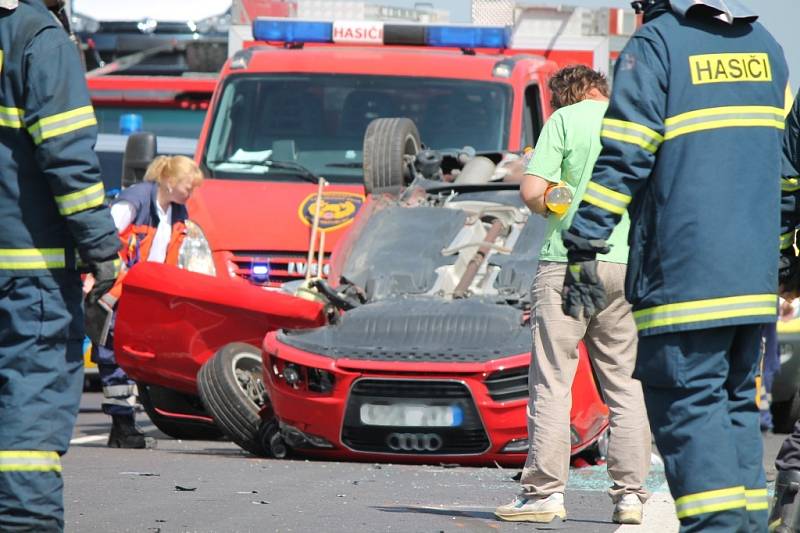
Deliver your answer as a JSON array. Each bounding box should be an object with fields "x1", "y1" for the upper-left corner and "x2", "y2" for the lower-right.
[{"x1": 359, "y1": 403, "x2": 463, "y2": 427}]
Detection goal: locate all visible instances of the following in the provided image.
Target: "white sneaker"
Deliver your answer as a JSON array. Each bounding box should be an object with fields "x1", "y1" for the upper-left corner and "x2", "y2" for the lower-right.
[
  {"x1": 494, "y1": 493, "x2": 567, "y2": 523},
  {"x1": 613, "y1": 493, "x2": 643, "y2": 525}
]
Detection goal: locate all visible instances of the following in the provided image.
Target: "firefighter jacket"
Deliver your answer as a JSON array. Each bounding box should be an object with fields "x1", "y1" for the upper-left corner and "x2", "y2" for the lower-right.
[
  {"x1": 568, "y1": 10, "x2": 790, "y2": 336},
  {"x1": 0, "y1": 0, "x2": 118, "y2": 278},
  {"x1": 103, "y1": 181, "x2": 188, "y2": 306},
  {"x1": 780, "y1": 90, "x2": 800, "y2": 253}
]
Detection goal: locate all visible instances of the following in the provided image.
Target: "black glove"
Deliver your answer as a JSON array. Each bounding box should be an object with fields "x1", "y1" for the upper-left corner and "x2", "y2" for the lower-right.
[
  {"x1": 561, "y1": 230, "x2": 610, "y2": 319},
  {"x1": 86, "y1": 257, "x2": 121, "y2": 307},
  {"x1": 779, "y1": 252, "x2": 800, "y2": 294}
]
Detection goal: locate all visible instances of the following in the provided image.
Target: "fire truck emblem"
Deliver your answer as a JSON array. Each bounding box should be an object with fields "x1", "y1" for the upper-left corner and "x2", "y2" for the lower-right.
[{"x1": 298, "y1": 191, "x2": 364, "y2": 232}]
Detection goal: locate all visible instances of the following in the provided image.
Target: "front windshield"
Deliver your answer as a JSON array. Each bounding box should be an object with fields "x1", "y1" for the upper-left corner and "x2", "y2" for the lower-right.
[{"x1": 204, "y1": 74, "x2": 512, "y2": 183}]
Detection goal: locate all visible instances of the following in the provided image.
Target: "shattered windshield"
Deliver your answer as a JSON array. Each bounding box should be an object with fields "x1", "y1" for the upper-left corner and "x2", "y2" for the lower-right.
[{"x1": 203, "y1": 74, "x2": 512, "y2": 183}]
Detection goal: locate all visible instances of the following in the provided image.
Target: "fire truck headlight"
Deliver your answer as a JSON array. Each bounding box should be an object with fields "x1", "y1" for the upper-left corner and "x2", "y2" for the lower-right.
[{"x1": 178, "y1": 220, "x2": 217, "y2": 276}]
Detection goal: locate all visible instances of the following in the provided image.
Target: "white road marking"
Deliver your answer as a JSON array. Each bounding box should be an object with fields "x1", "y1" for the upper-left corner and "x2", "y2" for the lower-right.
[{"x1": 70, "y1": 434, "x2": 108, "y2": 444}]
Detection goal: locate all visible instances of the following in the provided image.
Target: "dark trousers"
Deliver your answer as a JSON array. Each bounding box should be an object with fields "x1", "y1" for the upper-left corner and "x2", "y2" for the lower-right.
[
  {"x1": 635, "y1": 325, "x2": 768, "y2": 533},
  {"x1": 776, "y1": 419, "x2": 800, "y2": 472},
  {"x1": 0, "y1": 275, "x2": 84, "y2": 532},
  {"x1": 91, "y1": 313, "x2": 135, "y2": 417}
]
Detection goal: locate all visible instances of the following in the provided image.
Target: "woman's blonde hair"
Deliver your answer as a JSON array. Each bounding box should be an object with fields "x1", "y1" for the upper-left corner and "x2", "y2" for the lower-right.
[{"x1": 143, "y1": 155, "x2": 203, "y2": 188}]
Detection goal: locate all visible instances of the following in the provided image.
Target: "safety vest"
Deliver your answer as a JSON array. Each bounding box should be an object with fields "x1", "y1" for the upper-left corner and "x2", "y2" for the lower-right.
[
  {"x1": 102, "y1": 181, "x2": 188, "y2": 306},
  {"x1": 0, "y1": 0, "x2": 119, "y2": 277},
  {"x1": 569, "y1": 10, "x2": 789, "y2": 336}
]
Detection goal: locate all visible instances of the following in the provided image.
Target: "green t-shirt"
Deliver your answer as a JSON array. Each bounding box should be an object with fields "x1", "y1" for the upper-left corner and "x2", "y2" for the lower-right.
[{"x1": 527, "y1": 99, "x2": 630, "y2": 264}]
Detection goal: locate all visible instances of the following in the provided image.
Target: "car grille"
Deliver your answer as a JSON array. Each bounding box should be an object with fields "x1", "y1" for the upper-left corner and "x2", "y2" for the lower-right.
[
  {"x1": 341, "y1": 379, "x2": 490, "y2": 455},
  {"x1": 230, "y1": 251, "x2": 330, "y2": 287},
  {"x1": 484, "y1": 367, "x2": 529, "y2": 402}
]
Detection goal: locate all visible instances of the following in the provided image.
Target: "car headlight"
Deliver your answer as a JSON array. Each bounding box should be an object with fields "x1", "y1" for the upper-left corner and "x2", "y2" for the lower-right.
[
  {"x1": 270, "y1": 356, "x2": 335, "y2": 394},
  {"x1": 71, "y1": 12, "x2": 100, "y2": 34},
  {"x1": 192, "y1": 9, "x2": 231, "y2": 34},
  {"x1": 178, "y1": 220, "x2": 216, "y2": 276}
]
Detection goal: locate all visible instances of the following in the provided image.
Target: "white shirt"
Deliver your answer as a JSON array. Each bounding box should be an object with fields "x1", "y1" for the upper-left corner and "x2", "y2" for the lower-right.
[{"x1": 111, "y1": 200, "x2": 173, "y2": 263}]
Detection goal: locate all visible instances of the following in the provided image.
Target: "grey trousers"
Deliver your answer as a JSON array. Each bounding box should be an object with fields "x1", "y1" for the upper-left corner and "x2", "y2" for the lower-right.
[{"x1": 520, "y1": 261, "x2": 652, "y2": 502}]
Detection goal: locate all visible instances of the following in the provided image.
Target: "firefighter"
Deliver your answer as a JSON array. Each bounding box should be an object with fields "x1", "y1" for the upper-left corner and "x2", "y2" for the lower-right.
[
  {"x1": 0, "y1": 0, "x2": 121, "y2": 530},
  {"x1": 87, "y1": 155, "x2": 203, "y2": 448},
  {"x1": 559, "y1": 0, "x2": 789, "y2": 531},
  {"x1": 770, "y1": 89, "x2": 800, "y2": 533}
]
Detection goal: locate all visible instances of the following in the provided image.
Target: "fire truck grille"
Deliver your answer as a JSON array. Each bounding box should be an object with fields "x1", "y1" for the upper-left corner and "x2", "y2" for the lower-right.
[
  {"x1": 341, "y1": 379, "x2": 490, "y2": 455},
  {"x1": 230, "y1": 251, "x2": 330, "y2": 287}
]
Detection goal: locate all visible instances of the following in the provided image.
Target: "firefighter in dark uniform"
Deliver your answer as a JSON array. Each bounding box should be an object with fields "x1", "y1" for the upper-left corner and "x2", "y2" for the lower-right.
[
  {"x1": 558, "y1": 0, "x2": 789, "y2": 531},
  {"x1": 0, "y1": 0, "x2": 120, "y2": 530},
  {"x1": 771, "y1": 90, "x2": 800, "y2": 533}
]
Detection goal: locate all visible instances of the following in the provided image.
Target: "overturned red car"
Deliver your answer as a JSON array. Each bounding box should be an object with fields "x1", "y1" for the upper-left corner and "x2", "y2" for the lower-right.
[{"x1": 116, "y1": 117, "x2": 609, "y2": 465}]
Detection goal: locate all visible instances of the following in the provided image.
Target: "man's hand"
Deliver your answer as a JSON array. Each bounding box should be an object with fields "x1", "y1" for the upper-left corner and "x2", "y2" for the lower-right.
[
  {"x1": 562, "y1": 260, "x2": 608, "y2": 319},
  {"x1": 561, "y1": 230, "x2": 611, "y2": 319},
  {"x1": 86, "y1": 257, "x2": 121, "y2": 306}
]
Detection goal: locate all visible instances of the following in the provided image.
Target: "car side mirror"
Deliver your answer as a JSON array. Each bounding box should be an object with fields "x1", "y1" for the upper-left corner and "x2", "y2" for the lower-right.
[{"x1": 121, "y1": 132, "x2": 157, "y2": 188}]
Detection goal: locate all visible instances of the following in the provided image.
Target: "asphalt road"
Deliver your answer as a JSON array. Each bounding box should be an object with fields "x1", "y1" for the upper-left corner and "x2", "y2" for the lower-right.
[{"x1": 63, "y1": 392, "x2": 785, "y2": 533}]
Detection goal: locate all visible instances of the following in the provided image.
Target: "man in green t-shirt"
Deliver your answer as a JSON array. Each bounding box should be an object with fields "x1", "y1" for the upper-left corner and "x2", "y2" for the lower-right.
[{"x1": 495, "y1": 65, "x2": 651, "y2": 525}]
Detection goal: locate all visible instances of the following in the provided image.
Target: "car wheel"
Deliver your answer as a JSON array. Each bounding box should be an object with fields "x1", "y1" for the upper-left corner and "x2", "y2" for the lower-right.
[
  {"x1": 197, "y1": 342, "x2": 269, "y2": 456},
  {"x1": 137, "y1": 383, "x2": 223, "y2": 440},
  {"x1": 363, "y1": 117, "x2": 420, "y2": 195},
  {"x1": 771, "y1": 390, "x2": 800, "y2": 434}
]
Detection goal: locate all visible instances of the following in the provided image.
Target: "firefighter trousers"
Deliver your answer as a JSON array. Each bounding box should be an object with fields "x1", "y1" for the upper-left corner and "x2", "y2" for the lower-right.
[
  {"x1": 635, "y1": 325, "x2": 768, "y2": 533},
  {"x1": 0, "y1": 275, "x2": 84, "y2": 532},
  {"x1": 91, "y1": 313, "x2": 136, "y2": 417}
]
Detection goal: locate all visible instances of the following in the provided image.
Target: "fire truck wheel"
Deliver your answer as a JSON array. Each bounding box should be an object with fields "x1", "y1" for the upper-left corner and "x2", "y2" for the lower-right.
[
  {"x1": 363, "y1": 117, "x2": 420, "y2": 195},
  {"x1": 137, "y1": 383, "x2": 223, "y2": 440},
  {"x1": 197, "y1": 342, "x2": 270, "y2": 456}
]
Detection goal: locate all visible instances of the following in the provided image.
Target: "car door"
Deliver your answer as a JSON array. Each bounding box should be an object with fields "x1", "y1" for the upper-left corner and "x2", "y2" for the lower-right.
[{"x1": 114, "y1": 261, "x2": 326, "y2": 394}]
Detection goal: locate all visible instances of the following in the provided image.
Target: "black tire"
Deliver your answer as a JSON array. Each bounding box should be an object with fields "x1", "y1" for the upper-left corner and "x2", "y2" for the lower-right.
[
  {"x1": 137, "y1": 383, "x2": 223, "y2": 440},
  {"x1": 362, "y1": 117, "x2": 420, "y2": 195},
  {"x1": 772, "y1": 391, "x2": 800, "y2": 434},
  {"x1": 197, "y1": 342, "x2": 269, "y2": 456}
]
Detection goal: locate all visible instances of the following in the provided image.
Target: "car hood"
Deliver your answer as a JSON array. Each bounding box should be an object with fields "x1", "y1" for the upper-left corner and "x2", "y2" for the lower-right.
[
  {"x1": 72, "y1": 0, "x2": 230, "y2": 22},
  {"x1": 187, "y1": 178, "x2": 365, "y2": 253},
  {"x1": 276, "y1": 298, "x2": 530, "y2": 363}
]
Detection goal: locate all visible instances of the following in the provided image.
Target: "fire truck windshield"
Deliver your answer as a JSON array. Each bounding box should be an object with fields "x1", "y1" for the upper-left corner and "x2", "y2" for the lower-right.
[{"x1": 203, "y1": 74, "x2": 512, "y2": 183}]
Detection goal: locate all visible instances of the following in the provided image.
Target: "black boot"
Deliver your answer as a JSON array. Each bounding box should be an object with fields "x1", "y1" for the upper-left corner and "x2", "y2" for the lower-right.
[
  {"x1": 769, "y1": 469, "x2": 800, "y2": 533},
  {"x1": 107, "y1": 415, "x2": 156, "y2": 449}
]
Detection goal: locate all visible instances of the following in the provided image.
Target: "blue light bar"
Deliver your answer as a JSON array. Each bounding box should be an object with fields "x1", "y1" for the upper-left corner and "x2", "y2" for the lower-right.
[
  {"x1": 253, "y1": 18, "x2": 333, "y2": 43},
  {"x1": 426, "y1": 25, "x2": 510, "y2": 49}
]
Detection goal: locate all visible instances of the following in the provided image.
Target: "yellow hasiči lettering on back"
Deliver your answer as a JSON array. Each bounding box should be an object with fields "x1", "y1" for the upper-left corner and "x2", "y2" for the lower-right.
[{"x1": 689, "y1": 53, "x2": 772, "y2": 85}]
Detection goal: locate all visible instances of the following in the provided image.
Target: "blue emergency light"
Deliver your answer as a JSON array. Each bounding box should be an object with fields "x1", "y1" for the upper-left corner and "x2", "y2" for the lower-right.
[
  {"x1": 252, "y1": 19, "x2": 332, "y2": 43},
  {"x1": 250, "y1": 259, "x2": 271, "y2": 284},
  {"x1": 426, "y1": 25, "x2": 510, "y2": 49},
  {"x1": 252, "y1": 18, "x2": 510, "y2": 49}
]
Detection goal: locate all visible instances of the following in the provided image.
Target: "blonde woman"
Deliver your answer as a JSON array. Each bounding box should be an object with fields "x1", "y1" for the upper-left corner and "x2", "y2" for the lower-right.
[{"x1": 90, "y1": 155, "x2": 203, "y2": 448}]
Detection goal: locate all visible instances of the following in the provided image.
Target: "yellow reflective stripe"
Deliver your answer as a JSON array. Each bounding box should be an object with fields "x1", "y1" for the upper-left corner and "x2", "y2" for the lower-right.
[
  {"x1": 781, "y1": 231, "x2": 796, "y2": 250},
  {"x1": 583, "y1": 181, "x2": 631, "y2": 215},
  {"x1": 601, "y1": 118, "x2": 663, "y2": 154},
  {"x1": 0, "y1": 450, "x2": 61, "y2": 472},
  {"x1": 665, "y1": 105, "x2": 786, "y2": 125},
  {"x1": 782, "y1": 177, "x2": 800, "y2": 192},
  {"x1": 54, "y1": 182, "x2": 105, "y2": 215},
  {"x1": 0, "y1": 105, "x2": 23, "y2": 128},
  {"x1": 786, "y1": 83, "x2": 794, "y2": 118},
  {"x1": 675, "y1": 486, "x2": 746, "y2": 519},
  {"x1": 745, "y1": 488, "x2": 769, "y2": 511},
  {"x1": 0, "y1": 248, "x2": 66, "y2": 269},
  {"x1": 664, "y1": 106, "x2": 785, "y2": 140},
  {"x1": 633, "y1": 294, "x2": 777, "y2": 331},
  {"x1": 28, "y1": 105, "x2": 97, "y2": 144}
]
